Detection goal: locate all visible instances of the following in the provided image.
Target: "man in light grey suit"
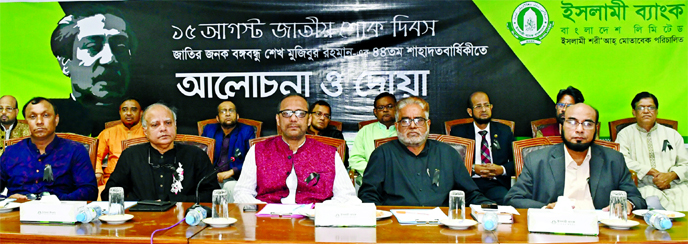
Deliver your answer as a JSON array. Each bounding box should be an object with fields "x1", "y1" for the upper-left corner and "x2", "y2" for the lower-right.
[{"x1": 504, "y1": 103, "x2": 646, "y2": 210}]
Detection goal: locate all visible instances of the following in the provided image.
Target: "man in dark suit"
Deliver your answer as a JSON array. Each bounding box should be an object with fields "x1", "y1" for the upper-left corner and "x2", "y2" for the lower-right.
[
  {"x1": 504, "y1": 103, "x2": 646, "y2": 210},
  {"x1": 450, "y1": 91, "x2": 514, "y2": 204}
]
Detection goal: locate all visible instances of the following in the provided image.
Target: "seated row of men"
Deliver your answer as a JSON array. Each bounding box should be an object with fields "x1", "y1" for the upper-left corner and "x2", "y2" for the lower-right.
[{"x1": 0, "y1": 90, "x2": 685, "y2": 212}]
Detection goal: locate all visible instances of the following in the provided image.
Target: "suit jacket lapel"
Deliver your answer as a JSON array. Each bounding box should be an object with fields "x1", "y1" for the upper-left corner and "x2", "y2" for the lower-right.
[
  {"x1": 549, "y1": 144, "x2": 566, "y2": 198},
  {"x1": 588, "y1": 145, "x2": 603, "y2": 200}
]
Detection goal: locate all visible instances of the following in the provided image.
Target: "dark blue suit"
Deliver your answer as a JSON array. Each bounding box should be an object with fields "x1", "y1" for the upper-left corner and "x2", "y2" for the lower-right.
[
  {"x1": 450, "y1": 122, "x2": 515, "y2": 204},
  {"x1": 201, "y1": 123, "x2": 255, "y2": 179}
]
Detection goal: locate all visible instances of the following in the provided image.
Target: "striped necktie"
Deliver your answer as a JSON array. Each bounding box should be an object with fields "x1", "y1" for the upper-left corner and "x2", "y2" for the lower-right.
[{"x1": 478, "y1": 130, "x2": 492, "y2": 164}]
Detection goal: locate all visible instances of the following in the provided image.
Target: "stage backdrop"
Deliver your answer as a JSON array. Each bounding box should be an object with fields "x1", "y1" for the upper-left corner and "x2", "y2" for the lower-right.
[{"x1": 0, "y1": 0, "x2": 685, "y2": 137}]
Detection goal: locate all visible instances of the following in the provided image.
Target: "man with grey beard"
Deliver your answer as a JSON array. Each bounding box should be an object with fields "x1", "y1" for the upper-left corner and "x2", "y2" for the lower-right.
[{"x1": 358, "y1": 96, "x2": 493, "y2": 206}]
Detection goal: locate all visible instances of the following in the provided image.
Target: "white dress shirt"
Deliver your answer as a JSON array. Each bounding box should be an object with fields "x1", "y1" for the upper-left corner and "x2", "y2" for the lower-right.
[
  {"x1": 472, "y1": 122, "x2": 506, "y2": 178},
  {"x1": 563, "y1": 146, "x2": 595, "y2": 210}
]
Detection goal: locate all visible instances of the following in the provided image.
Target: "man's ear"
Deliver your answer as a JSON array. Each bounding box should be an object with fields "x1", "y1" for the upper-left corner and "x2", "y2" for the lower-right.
[
  {"x1": 466, "y1": 108, "x2": 472, "y2": 117},
  {"x1": 631, "y1": 109, "x2": 637, "y2": 118},
  {"x1": 55, "y1": 114, "x2": 60, "y2": 127},
  {"x1": 57, "y1": 56, "x2": 71, "y2": 77}
]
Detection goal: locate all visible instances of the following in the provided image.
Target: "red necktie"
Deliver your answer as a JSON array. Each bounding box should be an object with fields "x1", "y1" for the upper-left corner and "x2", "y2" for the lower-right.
[{"x1": 479, "y1": 130, "x2": 492, "y2": 165}]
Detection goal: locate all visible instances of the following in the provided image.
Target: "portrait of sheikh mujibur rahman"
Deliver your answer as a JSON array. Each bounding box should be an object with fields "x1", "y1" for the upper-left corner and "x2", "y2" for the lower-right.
[{"x1": 50, "y1": 5, "x2": 138, "y2": 136}]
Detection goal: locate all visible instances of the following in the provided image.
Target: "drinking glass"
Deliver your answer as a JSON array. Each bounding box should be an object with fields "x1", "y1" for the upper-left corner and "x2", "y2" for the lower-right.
[
  {"x1": 108, "y1": 187, "x2": 125, "y2": 215},
  {"x1": 212, "y1": 189, "x2": 229, "y2": 219},
  {"x1": 609, "y1": 190, "x2": 628, "y2": 221},
  {"x1": 448, "y1": 190, "x2": 465, "y2": 220}
]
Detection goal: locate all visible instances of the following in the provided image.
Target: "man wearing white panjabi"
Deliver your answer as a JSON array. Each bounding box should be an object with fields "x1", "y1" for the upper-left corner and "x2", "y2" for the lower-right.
[{"x1": 616, "y1": 92, "x2": 688, "y2": 211}]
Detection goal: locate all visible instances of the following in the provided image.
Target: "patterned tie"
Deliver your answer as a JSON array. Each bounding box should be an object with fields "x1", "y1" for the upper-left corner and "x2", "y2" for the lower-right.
[{"x1": 479, "y1": 130, "x2": 492, "y2": 165}]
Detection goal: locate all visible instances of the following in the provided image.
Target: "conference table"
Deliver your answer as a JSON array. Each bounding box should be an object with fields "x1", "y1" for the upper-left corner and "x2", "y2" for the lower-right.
[{"x1": 0, "y1": 202, "x2": 686, "y2": 243}]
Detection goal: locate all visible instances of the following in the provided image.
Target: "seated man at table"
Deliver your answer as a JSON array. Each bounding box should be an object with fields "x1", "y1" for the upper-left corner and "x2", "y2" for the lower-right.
[
  {"x1": 0, "y1": 97, "x2": 97, "y2": 200},
  {"x1": 103, "y1": 103, "x2": 219, "y2": 202},
  {"x1": 505, "y1": 103, "x2": 646, "y2": 210},
  {"x1": 233, "y1": 94, "x2": 359, "y2": 204},
  {"x1": 306, "y1": 100, "x2": 348, "y2": 168},
  {"x1": 537, "y1": 86, "x2": 584, "y2": 137},
  {"x1": 616, "y1": 92, "x2": 688, "y2": 211},
  {"x1": 358, "y1": 96, "x2": 494, "y2": 206},
  {"x1": 201, "y1": 101, "x2": 255, "y2": 202},
  {"x1": 450, "y1": 91, "x2": 514, "y2": 204}
]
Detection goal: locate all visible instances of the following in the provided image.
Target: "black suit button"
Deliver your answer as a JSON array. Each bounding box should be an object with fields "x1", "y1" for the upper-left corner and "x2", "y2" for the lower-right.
[{"x1": 287, "y1": 156, "x2": 291, "y2": 159}]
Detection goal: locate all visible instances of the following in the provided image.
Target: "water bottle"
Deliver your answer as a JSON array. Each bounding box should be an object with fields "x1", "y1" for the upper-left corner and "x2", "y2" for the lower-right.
[
  {"x1": 644, "y1": 211, "x2": 672, "y2": 231},
  {"x1": 76, "y1": 206, "x2": 102, "y2": 223},
  {"x1": 185, "y1": 207, "x2": 207, "y2": 226},
  {"x1": 482, "y1": 210, "x2": 499, "y2": 231}
]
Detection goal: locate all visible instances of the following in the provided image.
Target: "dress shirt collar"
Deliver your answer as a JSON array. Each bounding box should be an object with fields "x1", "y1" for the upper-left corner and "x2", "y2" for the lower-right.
[
  {"x1": 149, "y1": 143, "x2": 177, "y2": 158},
  {"x1": 120, "y1": 121, "x2": 143, "y2": 132},
  {"x1": 397, "y1": 139, "x2": 431, "y2": 157},
  {"x1": 281, "y1": 136, "x2": 307, "y2": 154},
  {"x1": 1, "y1": 120, "x2": 15, "y2": 132},
  {"x1": 376, "y1": 121, "x2": 396, "y2": 131},
  {"x1": 563, "y1": 144, "x2": 592, "y2": 168},
  {"x1": 473, "y1": 121, "x2": 491, "y2": 137},
  {"x1": 634, "y1": 122, "x2": 658, "y2": 133},
  {"x1": 27, "y1": 135, "x2": 63, "y2": 156}
]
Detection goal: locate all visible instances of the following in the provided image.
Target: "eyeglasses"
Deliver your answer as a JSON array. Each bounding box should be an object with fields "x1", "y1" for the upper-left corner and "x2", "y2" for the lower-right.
[
  {"x1": 278, "y1": 110, "x2": 308, "y2": 118},
  {"x1": 473, "y1": 103, "x2": 492, "y2": 110},
  {"x1": 564, "y1": 119, "x2": 596, "y2": 129},
  {"x1": 219, "y1": 109, "x2": 236, "y2": 114},
  {"x1": 398, "y1": 117, "x2": 427, "y2": 127},
  {"x1": 556, "y1": 103, "x2": 572, "y2": 109},
  {"x1": 311, "y1": 111, "x2": 331, "y2": 119},
  {"x1": 0, "y1": 107, "x2": 16, "y2": 112},
  {"x1": 375, "y1": 104, "x2": 395, "y2": 110},
  {"x1": 635, "y1": 106, "x2": 657, "y2": 112}
]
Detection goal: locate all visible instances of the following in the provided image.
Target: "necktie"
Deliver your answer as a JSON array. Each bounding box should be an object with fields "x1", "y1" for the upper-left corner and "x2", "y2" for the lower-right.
[{"x1": 479, "y1": 130, "x2": 491, "y2": 165}]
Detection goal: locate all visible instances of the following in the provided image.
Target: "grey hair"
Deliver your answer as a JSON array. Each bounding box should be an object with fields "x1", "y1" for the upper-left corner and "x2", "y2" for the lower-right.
[
  {"x1": 394, "y1": 96, "x2": 430, "y2": 121},
  {"x1": 141, "y1": 103, "x2": 177, "y2": 128}
]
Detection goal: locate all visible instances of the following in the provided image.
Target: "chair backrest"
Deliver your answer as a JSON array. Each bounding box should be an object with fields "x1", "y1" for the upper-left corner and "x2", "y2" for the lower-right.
[
  {"x1": 373, "y1": 134, "x2": 473, "y2": 174},
  {"x1": 197, "y1": 118, "x2": 262, "y2": 138},
  {"x1": 105, "y1": 120, "x2": 122, "y2": 129},
  {"x1": 608, "y1": 118, "x2": 678, "y2": 142},
  {"x1": 328, "y1": 120, "x2": 343, "y2": 131},
  {"x1": 513, "y1": 136, "x2": 621, "y2": 179},
  {"x1": 358, "y1": 119, "x2": 378, "y2": 130},
  {"x1": 56, "y1": 133, "x2": 99, "y2": 169},
  {"x1": 3, "y1": 133, "x2": 99, "y2": 169},
  {"x1": 530, "y1": 118, "x2": 558, "y2": 138},
  {"x1": 121, "y1": 134, "x2": 215, "y2": 162},
  {"x1": 512, "y1": 137, "x2": 559, "y2": 179},
  {"x1": 3, "y1": 136, "x2": 27, "y2": 148},
  {"x1": 249, "y1": 135, "x2": 347, "y2": 161},
  {"x1": 444, "y1": 118, "x2": 515, "y2": 135}
]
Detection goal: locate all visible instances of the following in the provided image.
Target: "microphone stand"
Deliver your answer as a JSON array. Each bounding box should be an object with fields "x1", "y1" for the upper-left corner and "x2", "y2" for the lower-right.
[{"x1": 186, "y1": 168, "x2": 219, "y2": 215}]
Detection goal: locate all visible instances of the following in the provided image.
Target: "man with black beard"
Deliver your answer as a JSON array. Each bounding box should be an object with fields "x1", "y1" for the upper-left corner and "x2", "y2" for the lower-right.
[
  {"x1": 505, "y1": 103, "x2": 645, "y2": 210},
  {"x1": 537, "y1": 86, "x2": 585, "y2": 137},
  {"x1": 201, "y1": 101, "x2": 255, "y2": 202},
  {"x1": 450, "y1": 91, "x2": 514, "y2": 204}
]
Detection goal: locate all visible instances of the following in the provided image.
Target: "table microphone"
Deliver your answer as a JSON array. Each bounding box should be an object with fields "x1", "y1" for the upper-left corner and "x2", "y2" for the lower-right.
[{"x1": 185, "y1": 167, "x2": 219, "y2": 216}]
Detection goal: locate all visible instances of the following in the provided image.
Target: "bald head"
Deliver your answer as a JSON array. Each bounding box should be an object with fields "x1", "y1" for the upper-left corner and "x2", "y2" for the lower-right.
[{"x1": 564, "y1": 103, "x2": 598, "y2": 123}]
